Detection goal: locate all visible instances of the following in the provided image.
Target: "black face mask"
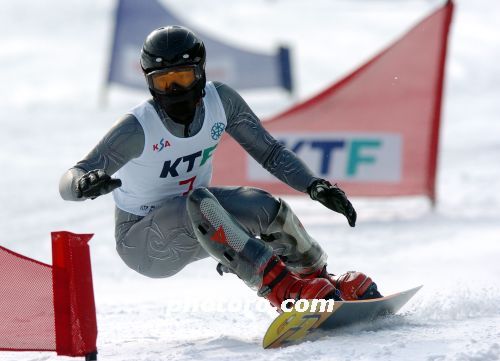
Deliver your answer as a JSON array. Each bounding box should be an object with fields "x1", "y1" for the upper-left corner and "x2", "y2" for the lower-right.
[
  {"x1": 156, "y1": 94, "x2": 198, "y2": 125},
  {"x1": 153, "y1": 77, "x2": 206, "y2": 125}
]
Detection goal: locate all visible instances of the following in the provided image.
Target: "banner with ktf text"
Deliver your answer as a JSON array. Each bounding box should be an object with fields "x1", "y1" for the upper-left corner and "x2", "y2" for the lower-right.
[{"x1": 212, "y1": 1, "x2": 454, "y2": 202}]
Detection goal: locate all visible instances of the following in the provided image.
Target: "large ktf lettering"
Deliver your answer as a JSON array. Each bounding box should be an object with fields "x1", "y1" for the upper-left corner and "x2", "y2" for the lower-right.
[
  {"x1": 248, "y1": 134, "x2": 401, "y2": 182},
  {"x1": 159, "y1": 145, "x2": 217, "y2": 178},
  {"x1": 160, "y1": 151, "x2": 201, "y2": 178},
  {"x1": 289, "y1": 139, "x2": 381, "y2": 176}
]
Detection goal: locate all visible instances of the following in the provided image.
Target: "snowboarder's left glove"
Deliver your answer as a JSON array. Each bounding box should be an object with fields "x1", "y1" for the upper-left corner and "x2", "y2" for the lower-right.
[
  {"x1": 307, "y1": 179, "x2": 357, "y2": 227},
  {"x1": 76, "y1": 169, "x2": 122, "y2": 200}
]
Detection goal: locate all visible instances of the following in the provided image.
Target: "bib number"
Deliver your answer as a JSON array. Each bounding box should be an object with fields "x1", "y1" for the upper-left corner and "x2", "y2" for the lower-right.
[{"x1": 179, "y1": 176, "x2": 196, "y2": 195}]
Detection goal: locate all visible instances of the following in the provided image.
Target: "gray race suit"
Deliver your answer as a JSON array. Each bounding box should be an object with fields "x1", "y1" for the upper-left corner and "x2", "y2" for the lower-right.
[{"x1": 59, "y1": 82, "x2": 327, "y2": 283}]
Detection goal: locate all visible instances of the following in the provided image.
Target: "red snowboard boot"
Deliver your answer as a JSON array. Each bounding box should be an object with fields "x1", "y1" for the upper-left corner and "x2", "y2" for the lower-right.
[
  {"x1": 302, "y1": 266, "x2": 382, "y2": 301},
  {"x1": 258, "y1": 256, "x2": 340, "y2": 311},
  {"x1": 330, "y1": 271, "x2": 382, "y2": 300}
]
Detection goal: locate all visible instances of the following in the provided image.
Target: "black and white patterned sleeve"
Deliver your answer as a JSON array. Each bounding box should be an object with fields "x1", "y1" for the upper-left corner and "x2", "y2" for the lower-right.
[
  {"x1": 214, "y1": 82, "x2": 318, "y2": 193},
  {"x1": 58, "y1": 114, "x2": 145, "y2": 201}
]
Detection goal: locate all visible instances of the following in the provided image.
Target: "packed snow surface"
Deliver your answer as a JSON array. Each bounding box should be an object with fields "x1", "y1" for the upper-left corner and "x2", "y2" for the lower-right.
[{"x1": 0, "y1": 0, "x2": 499, "y2": 360}]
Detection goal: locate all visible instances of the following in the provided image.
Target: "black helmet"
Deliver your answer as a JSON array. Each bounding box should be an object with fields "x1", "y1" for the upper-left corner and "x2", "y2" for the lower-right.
[
  {"x1": 141, "y1": 26, "x2": 206, "y2": 110},
  {"x1": 141, "y1": 25, "x2": 206, "y2": 73}
]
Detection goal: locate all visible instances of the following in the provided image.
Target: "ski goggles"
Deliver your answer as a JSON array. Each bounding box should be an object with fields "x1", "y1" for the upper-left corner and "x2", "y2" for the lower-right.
[{"x1": 146, "y1": 66, "x2": 202, "y2": 93}]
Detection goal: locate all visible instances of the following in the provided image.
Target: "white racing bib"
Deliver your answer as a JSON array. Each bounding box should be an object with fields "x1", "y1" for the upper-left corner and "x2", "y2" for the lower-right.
[{"x1": 113, "y1": 82, "x2": 227, "y2": 216}]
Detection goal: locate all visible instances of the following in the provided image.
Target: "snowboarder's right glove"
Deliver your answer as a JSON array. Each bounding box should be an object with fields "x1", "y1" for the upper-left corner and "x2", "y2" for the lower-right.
[
  {"x1": 76, "y1": 169, "x2": 122, "y2": 200},
  {"x1": 307, "y1": 179, "x2": 357, "y2": 227}
]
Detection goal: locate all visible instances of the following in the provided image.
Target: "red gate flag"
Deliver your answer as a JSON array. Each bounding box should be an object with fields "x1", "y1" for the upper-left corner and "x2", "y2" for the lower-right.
[
  {"x1": 212, "y1": 1, "x2": 454, "y2": 202},
  {"x1": 52, "y1": 232, "x2": 97, "y2": 357},
  {"x1": 0, "y1": 232, "x2": 97, "y2": 359}
]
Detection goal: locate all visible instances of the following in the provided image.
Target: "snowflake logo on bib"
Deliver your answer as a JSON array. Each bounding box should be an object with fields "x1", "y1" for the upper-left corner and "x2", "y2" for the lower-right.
[{"x1": 210, "y1": 122, "x2": 225, "y2": 140}]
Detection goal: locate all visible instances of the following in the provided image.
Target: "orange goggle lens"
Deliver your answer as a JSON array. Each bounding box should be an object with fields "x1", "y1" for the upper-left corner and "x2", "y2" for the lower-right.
[{"x1": 150, "y1": 68, "x2": 197, "y2": 91}]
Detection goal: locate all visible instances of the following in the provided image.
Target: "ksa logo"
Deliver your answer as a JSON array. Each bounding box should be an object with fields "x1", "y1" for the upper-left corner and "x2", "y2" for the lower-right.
[{"x1": 153, "y1": 138, "x2": 171, "y2": 152}]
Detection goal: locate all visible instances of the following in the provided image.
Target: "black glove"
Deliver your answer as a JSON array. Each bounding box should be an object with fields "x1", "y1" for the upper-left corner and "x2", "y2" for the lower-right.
[
  {"x1": 307, "y1": 179, "x2": 357, "y2": 227},
  {"x1": 76, "y1": 169, "x2": 122, "y2": 200}
]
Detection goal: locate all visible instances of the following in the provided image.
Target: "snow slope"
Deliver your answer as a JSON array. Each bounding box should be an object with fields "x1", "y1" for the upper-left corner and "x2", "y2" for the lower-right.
[{"x1": 0, "y1": 0, "x2": 499, "y2": 360}]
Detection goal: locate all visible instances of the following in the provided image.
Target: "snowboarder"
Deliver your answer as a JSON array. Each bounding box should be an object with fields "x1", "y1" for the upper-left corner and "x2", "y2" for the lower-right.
[{"x1": 59, "y1": 26, "x2": 381, "y2": 311}]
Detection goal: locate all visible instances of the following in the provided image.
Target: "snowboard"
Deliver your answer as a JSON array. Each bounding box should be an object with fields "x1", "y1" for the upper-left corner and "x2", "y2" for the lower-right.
[{"x1": 263, "y1": 285, "x2": 422, "y2": 349}]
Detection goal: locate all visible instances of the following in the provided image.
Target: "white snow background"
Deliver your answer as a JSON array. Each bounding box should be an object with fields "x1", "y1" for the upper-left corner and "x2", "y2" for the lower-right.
[{"x1": 0, "y1": 0, "x2": 499, "y2": 360}]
